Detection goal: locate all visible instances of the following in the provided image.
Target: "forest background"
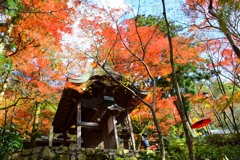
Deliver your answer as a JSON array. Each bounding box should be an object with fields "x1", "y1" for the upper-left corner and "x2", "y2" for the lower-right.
[{"x1": 0, "y1": 0, "x2": 239, "y2": 160}]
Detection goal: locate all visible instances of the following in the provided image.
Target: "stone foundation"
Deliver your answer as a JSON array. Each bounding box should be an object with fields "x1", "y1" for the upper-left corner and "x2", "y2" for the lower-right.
[{"x1": 10, "y1": 144, "x2": 151, "y2": 160}]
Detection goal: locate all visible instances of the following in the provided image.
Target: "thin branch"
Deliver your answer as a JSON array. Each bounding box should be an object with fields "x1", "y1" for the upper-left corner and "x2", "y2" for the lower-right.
[{"x1": 0, "y1": 97, "x2": 30, "y2": 110}]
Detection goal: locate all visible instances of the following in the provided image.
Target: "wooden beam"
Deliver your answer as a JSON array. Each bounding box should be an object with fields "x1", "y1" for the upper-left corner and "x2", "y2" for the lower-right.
[{"x1": 80, "y1": 121, "x2": 102, "y2": 129}]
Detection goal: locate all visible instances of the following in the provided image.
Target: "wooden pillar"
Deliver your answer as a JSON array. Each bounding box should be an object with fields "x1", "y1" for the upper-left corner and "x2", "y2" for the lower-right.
[
  {"x1": 112, "y1": 115, "x2": 119, "y2": 149},
  {"x1": 106, "y1": 115, "x2": 119, "y2": 149},
  {"x1": 103, "y1": 123, "x2": 110, "y2": 148},
  {"x1": 77, "y1": 103, "x2": 81, "y2": 148},
  {"x1": 127, "y1": 113, "x2": 136, "y2": 150},
  {"x1": 49, "y1": 126, "x2": 53, "y2": 147}
]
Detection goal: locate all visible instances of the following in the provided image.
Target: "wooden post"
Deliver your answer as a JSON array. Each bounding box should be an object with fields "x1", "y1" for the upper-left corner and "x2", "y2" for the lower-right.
[
  {"x1": 49, "y1": 126, "x2": 53, "y2": 147},
  {"x1": 127, "y1": 113, "x2": 136, "y2": 150},
  {"x1": 107, "y1": 115, "x2": 119, "y2": 149},
  {"x1": 112, "y1": 115, "x2": 119, "y2": 149},
  {"x1": 77, "y1": 103, "x2": 81, "y2": 148},
  {"x1": 103, "y1": 123, "x2": 110, "y2": 149}
]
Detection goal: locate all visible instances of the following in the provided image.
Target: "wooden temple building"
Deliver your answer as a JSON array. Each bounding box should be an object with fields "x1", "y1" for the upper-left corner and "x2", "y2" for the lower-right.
[{"x1": 51, "y1": 72, "x2": 148, "y2": 150}]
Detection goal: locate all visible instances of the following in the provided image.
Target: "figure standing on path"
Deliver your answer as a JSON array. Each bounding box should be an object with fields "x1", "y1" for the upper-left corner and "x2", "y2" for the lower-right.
[{"x1": 142, "y1": 133, "x2": 150, "y2": 149}]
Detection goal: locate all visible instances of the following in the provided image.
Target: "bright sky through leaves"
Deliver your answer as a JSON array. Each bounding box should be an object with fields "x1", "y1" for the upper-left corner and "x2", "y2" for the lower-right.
[
  {"x1": 61, "y1": 0, "x2": 187, "y2": 77},
  {"x1": 96, "y1": 0, "x2": 186, "y2": 23}
]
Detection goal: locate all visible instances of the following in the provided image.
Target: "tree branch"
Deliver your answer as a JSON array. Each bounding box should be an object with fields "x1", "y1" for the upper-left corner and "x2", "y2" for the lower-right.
[{"x1": 0, "y1": 97, "x2": 30, "y2": 110}]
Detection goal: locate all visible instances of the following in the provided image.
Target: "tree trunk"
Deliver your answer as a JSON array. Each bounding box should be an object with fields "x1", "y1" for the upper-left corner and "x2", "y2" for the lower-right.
[
  {"x1": 30, "y1": 102, "x2": 41, "y2": 147},
  {"x1": 186, "y1": 113, "x2": 197, "y2": 137},
  {"x1": 1, "y1": 109, "x2": 8, "y2": 136},
  {"x1": 229, "y1": 106, "x2": 239, "y2": 134},
  {"x1": 174, "y1": 101, "x2": 195, "y2": 160},
  {"x1": 161, "y1": 0, "x2": 195, "y2": 159},
  {"x1": 149, "y1": 106, "x2": 165, "y2": 160},
  {"x1": 0, "y1": 71, "x2": 10, "y2": 105},
  {"x1": 229, "y1": 85, "x2": 239, "y2": 134}
]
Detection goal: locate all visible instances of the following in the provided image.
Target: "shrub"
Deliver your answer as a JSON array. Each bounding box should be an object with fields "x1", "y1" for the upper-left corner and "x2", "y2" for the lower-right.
[
  {"x1": 195, "y1": 134, "x2": 240, "y2": 160},
  {"x1": 0, "y1": 127, "x2": 23, "y2": 160},
  {"x1": 166, "y1": 138, "x2": 189, "y2": 160}
]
